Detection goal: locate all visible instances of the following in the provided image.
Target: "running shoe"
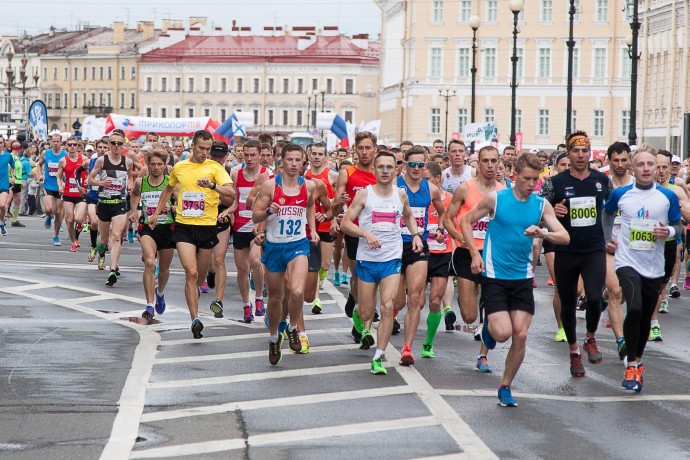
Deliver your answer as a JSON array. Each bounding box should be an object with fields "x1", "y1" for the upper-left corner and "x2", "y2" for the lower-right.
[
  {"x1": 649, "y1": 324, "x2": 662, "y2": 341},
  {"x1": 199, "y1": 281, "x2": 211, "y2": 294},
  {"x1": 75, "y1": 240, "x2": 81, "y2": 247},
  {"x1": 243, "y1": 304, "x2": 254, "y2": 323},
  {"x1": 399, "y1": 344, "x2": 414, "y2": 366},
  {"x1": 278, "y1": 321, "x2": 289, "y2": 340},
  {"x1": 576, "y1": 295, "x2": 587, "y2": 311},
  {"x1": 208, "y1": 299, "x2": 222, "y2": 318},
  {"x1": 547, "y1": 276, "x2": 554, "y2": 286},
  {"x1": 583, "y1": 337, "x2": 603, "y2": 364},
  {"x1": 311, "y1": 299, "x2": 322, "y2": 314},
  {"x1": 373, "y1": 310, "x2": 380, "y2": 322},
  {"x1": 191, "y1": 319, "x2": 204, "y2": 339},
  {"x1": 659, "y1": 299, "x2": 669, "y2": 313},
  {"x1": 684, "y1": 275, "x2": 690, "y2": 291},
  {"x1": 622, "y1": 365, "x2": 643, "y2": 392},
  {"x1": 249, "y1": 273, "x2": 255, "y2": 290},
  {"x1": 392, "y1": 317, "x2": 401, "y2": 335},
  {"x1": 481, "y1": 321, "x2": 496, "y2": 350},
  {"x1": 476, "y1": 356, "x2": 492, "y2": 373},
  {"x1": 53, "y1": 236, "x2": 61, "y2": 246},
  {"x1": 474, "y1": 327, "x2": 481, "y2": 341},
  {"x1": 554, "y1": 328, "x2": 567, "y2": 342},
  {"x1": 286, "y1": 327, "x2": 302, "y2": 353},
  {"x1": 0, "y1": 224, "x2": 6, "y2": 236},
  {"x1": 341, "y1": 273, "x2": 349, "y2": 285},
  {"x1": 98, "y1": 255, "x2": 106, "y2": 270},
  {"x1": 617, "y1": 337, "x2": 627, "y2": 361},
  {"x1": 44, "y1": 215, "x2": 52, "y2": 229},
  {"x1": 153, "y1": 264, "x2": 159, "y2": 280},
  {"x1": 75, "y1": 223, "x2": 83, "y2": 234},
  {"x1": 206, "y1": 271, "x2": 216, "y2": 289},
  {"x1": 106, "y1": 270, "x2": 117, "y2": 286},
  {"x1": 333, "y1": 272, "x2": 341, "y2": 286},
  {"x1": 497, "y1": 385, "x2": 518, "y2": 407},
  {"x1": 255, "y1": 298, "x2": 265, "y2": 316},
  {"x1": 421, "y1": 343, "x2": 435, "y2": 358},
  {"x1": 299, "y1": 335, "x2": 310, "y2": 354},
  {"x1": 142, "y1": 306, "x2": 154, "y2": 320},
  {"x1": 351, "y1": 325, "x2": 362, "y2": 344},
  {"x1": 444, "y1": 307, "x2": 457, "y2": 331},
  {"x1": 88, "y1": 247, "x2": 97, "y2": 262},
  {"x1": 10, "y1": 221, "x2": 24, "y2": 227},
  {"x1": 345, "y1": 291, "x2": 356, "y2": 318},
  {"x1": 359, "y1": 329, "x2": 374, "y2": 350},
  {"x1": 371, "y1": 357, "x2": 387, "y2": 375},
  {"x1": 570, "y1": 353, "x2": 585, "y2": 377},
  {"x1": 127, "y1": 228, "x2": 134, "y2": 244},
  {"x1": 70, "y1": 242, "x2": 78, "y2": 252},
  {"x1": 318, "y1": 268, "x2": 328, "y2": 281},
  {"x1": 669, "y1": 285, "x2": 680, "y2": 299},
  {"x1": 155, "y1": 288, "x2": 166, "y2": 315}
]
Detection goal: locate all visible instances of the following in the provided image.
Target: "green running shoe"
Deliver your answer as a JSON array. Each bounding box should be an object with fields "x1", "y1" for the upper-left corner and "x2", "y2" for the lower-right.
[
  {"x1": 371, "y1": 357, "x2": 387, "y2": 375},
  {"x1": 318, "y1": 268, "x2": 328, "y2": 281},
  {"x1": 649, "y1": 324, "x2": 663, "y2": 342},
  {"x1": 421, "y1": 343, "x2": 435, "y2": 358},
  {"x1": 554, "y1": 328, "x2": 567, "y2": 342}
]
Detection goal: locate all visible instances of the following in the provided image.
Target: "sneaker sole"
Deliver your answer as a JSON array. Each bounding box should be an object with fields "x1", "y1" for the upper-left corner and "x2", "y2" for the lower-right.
[
  {"x1": 444, "y1": 311, "x2": 457, "y2": 330},
  {"x1": 192, "y1": 322, "x2": 204, "y2": 339},
  {"x1": 359, "y1": 334, "x2": 375, "y2": 350},
  {"x1": 498, "y1": 401, "x2": 518, "y2": 407},
  {"x1": 311, "y1": 306, "x2": 322, "y2": 314},
  {"x1": 399, "y1": 354, "x2": 414, "y2": 366}
]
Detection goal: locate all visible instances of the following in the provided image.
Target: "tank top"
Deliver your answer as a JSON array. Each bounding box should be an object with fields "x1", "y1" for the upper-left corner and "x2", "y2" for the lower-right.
[
  {"x1": 357, "y1": 185, "x2": 404, "y2": 262},
  {"x1": 346, "y1": 166, "x2": 376, "y2": 225},
  {"x1": 306, "y1": 167, "x2": 335, "y2": 233},
  {"x1": 455, "y1": 179, "x2": 505, "y2": 251},
  {"x1": 265, "y1": 174, "x2": 308, "y2": 244},
  {"x1": 140, "y1": 175, "x2": 174, "y2": 226},
  {"x1": 43, "y1": 148, "x2": 67, "y2": 192},
  {"x1": 233, "y1": 166, "x2": 267, "y2": 233},
  {"x1": 97, "y1": 154, "x2": 129, "y2": 201},
  {"x1": 441, "y1": 166, "x2": 472, "y2": 194},
  {"x1": 427, "y1": 190, "x2": 453, "y2": 254},
  {"x1": 87, "y1": 153, "x2": 100, "y2": 200},
  {"x1": 62, "y1": 153, "x2": 84, "y2": 198},
  {"x1": 397, "y1": 176, "x2": 431, "y2": 243}
]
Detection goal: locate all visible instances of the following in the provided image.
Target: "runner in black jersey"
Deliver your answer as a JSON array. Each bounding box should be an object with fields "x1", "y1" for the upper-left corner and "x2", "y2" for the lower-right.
[{"x1": 541, "y1": 131, "x2": 613, "y2": 377}]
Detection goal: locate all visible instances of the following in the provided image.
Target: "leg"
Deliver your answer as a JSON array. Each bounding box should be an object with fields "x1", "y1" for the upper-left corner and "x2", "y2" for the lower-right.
[
  {"x1": 176, "y1": 242, "x2": 202, "y2": 320},
  {"x1": 545, "y1": 252, "x2": 563, "y2": 329},
  {"x1": 581, "y1": 251, "x2": 606, "y2": 338},
  {"x1": 54, "y1": 198, "x2": 64, "y2": 237},
  {"x1": 501, "y1": 310, "x2": 533, "y2": 387},
  {"x1": 140, "y1": 236, "x2": 158, "y2": 305},
  {"x1": 555, "y1": 252, "x2": 582, "y2": 350},
  {"x1": 605, "y1": 253, "x2": 624, "y2": 340},
  {"x1": 249, "y1": 243, "x2": 265, "y2": 299},
  {"x1": 375, "y1": 273, "x2": 402, "y2": 351},
  {"x1": 213, "y1": 228, "x2": 231, "y2": 301},
  {"x1": 285, "y1": 255, "x2": 309, "y2": 328},
  {"x1": 0, "y1": 192, "x2": 7, "y2": 221},
  {"x1": 107, "y1": 214, "x2": 128, "y2": 270},
  {"x1": 402, "y1": 261, "x2": 429, "y2": 349},
  {"x1": 617, "y1": 267, "x2": 645, "y2": 364},
  {"x1": 157, "y1": 248, "x2": 174, "y2": 292},
  {"x1": 62, "y1": 201, "x2": 76, "y2": 243},
  {"x1": 458, "y1": 278, "x2": 480, "y2": 324},
  {"x1": 265, "y1": 270, "x2": 286, "y2": 337},
  {"x1": 233, "y1": 246, "x2": 251, "y2": 304}
]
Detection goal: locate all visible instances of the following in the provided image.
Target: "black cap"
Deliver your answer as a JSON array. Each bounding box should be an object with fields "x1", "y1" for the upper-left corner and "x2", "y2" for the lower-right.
[{"x1": 210, "y1": 144, "x2": 229, "y2": 156}]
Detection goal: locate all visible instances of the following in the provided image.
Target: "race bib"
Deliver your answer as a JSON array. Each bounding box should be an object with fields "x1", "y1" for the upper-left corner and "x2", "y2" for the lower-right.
[
  {"x1": 426, "y1": 224, "x2": 448, "y2": 251},
  {"x1": 278, "y1": 216, "x2": 303, "y2": 237},
  {"x1": 181, "y1": 192, "x2": 205, "y2": 217},
  {"x1": 569, "y1": 196, "x2": 596, "y2": 227},
  {"x1": 629, "y1": 218, "x2": 656, "y2": 251},
  {"x1": 48, "y1": 162, "x2": 59, "y2": 177},
  {"x1": 401, "y1": 207, "x2": 426, "y2": 235},
  {"x1": 371, "y1": 203, "x2": 399, "y2": 231},
  {"x1": 144, "y1": 197, "x2": 169, "y2": 224},
  {"x1": 237, "y1": 186, "x2": 253, "y2": 218},
  {"x1": 472, "y1": 216, "x2": 490, "y2": 240},
  {"x1": 68, "y1": 178, "x2": 79, "y2": 193}
]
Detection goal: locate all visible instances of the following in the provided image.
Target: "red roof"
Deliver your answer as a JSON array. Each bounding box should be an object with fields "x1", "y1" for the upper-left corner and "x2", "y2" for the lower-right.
[{"x1": 140, "y1": 35, "x2": 379, "y2": 65}]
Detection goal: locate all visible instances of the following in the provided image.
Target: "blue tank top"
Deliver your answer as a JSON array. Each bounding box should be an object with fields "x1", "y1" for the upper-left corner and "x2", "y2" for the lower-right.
[
  {"x1": 397, "y1": 176, "x2": 431, "y2": 243},
  {"x1": 483, "y1": 188, "x2": 545, "y2": 280},
  {"x1": 43, "y1": 148, "x2": 67, "y2": 192},
  {"x1": 87, "y1": 154, "x2": 100, "y2": 200}
]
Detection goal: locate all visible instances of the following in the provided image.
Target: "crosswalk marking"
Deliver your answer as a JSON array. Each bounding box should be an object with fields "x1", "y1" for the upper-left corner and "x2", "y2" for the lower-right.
[
  {"x1": 159, "y1": 327, "x2": 351, "y2": 346},
  {"x1": 154, "y1": 343, "x2": 360, "y2": 364},
  {"x1": 438, "y1": 389, "x2": 690, "y2": 403}
]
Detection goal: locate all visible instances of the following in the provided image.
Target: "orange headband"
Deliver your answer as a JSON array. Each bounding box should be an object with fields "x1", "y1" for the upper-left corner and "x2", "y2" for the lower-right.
[{"x1": 568, "y1": 135, "x2": 591, "y2": 151}]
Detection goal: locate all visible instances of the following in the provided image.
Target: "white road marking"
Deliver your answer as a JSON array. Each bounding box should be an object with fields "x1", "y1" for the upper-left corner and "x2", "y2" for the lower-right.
[
  {"x1": 154, "y1": 343, "x2": 359, "y2": 364},
  {"x1": 159, "y1": 327, "x2": 351, "y2": 346},
  {"x1": 438, "y1": 389, "x2": 690, "y2": 403},
  {"x1": 303, "y1": 313, "x2": 345, "y2": 320},
  {"x1": 0, "y1": 259, "x2": 237, "y2": 277}
]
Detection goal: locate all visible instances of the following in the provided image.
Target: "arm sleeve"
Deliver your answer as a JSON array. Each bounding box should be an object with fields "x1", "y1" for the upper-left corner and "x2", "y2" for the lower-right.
[
  {"x1": 602, "y1": 210, "x2": 615, "y2": 242},
  {"x1": 540, "y1": 177, "x2": 555, "y2": 204}
]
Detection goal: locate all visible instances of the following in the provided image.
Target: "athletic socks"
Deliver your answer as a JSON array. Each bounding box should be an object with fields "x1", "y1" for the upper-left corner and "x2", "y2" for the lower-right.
[
  {"x1": 425, "y1": 311, "x2": 442, "y2": 345},
  {"x1": 90, "y1": 228, "x2": 98, "y2": 248},
  {"x1": 374, "y1": 348, "x2": 385, "y2": 360},
  {"x1": 11, "y1": 206, "x2": 19, "y2": 223},
  {"x1": 97, "y1": 242, "x2": 107, "y2": 256}
]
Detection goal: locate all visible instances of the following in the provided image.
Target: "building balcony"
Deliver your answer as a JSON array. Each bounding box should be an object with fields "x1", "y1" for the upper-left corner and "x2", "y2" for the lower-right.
[
  {"x1": 83, "y1": 105, "x2": 113, "y2": 116},
  {"x1": 47, "y1": 107, "x2": 62, "y2": 118}
]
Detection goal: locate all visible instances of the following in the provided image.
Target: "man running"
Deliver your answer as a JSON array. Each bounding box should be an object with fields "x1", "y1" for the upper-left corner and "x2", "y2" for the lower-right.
[
  {"x1": 38, "y1": 134, "x2": 67, "y2": 246},
  {"x1": 0, "y1": 140, "x2": 14, "y2": 236},
  {"x1": 462, "y1": 153, "x2": 569, "y2": 406},
  {"x1": 56, "y1": 138, "x2": 87, "y2": 252}
]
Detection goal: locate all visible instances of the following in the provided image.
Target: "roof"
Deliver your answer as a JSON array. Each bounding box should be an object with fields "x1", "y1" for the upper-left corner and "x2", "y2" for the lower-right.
[
  {"x1": 27, "y1": 27, "x2": 162, "y2": 56},
  {"x1": 140, "y1": 35, "x2": 379, "y2": 65}
]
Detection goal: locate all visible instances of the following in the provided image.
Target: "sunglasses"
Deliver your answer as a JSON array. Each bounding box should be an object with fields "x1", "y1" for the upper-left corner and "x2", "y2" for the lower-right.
[
  {"x1": 407, "y1": 161, "x2": 425, "y2": 169},
  {"x1": 396, "y1": 160, "x2": 404, "y2": 165},
  {"x1": 67, "y1": 142, "x2": 78, "y2": 147},
  {"x1": 109, "y1": 141, "x2": 124, "y2": 147}
]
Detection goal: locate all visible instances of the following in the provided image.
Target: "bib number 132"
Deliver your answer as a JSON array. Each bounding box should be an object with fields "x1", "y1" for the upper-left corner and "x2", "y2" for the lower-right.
[{"x1": 279, "y1": 219, "x2": 302, "y2": 236}]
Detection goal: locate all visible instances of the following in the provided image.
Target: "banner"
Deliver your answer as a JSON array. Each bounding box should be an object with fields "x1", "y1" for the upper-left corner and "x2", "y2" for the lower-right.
[
  {"x1": 515, "y1": 132, "x2": 523, "y2": 152},
  {"x1": 462, "y1": 122, "x2": 498, "y2": 144},
  {"x1": 215, "y1": 112, "x2": 255, "y2": 139},
  {"x1": 28, "y1": 100, "x2": 48, "y2": 141},
  {"x1": 104, "y1": 114, "x2": 227, "y2": 141}
]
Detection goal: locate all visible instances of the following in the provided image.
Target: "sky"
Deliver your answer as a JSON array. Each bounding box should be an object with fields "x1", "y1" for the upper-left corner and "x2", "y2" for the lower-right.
[{"x1": 1, "y1": 0, "x2": 382, "y2": 37}]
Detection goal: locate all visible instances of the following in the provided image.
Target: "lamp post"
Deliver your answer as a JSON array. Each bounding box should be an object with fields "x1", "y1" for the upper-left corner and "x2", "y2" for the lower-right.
[
  {"x1": 469, "y1": 14, "x2": 481, "y2": 154},
  {"x1": 509, "y1": 0, "x2": 523, "y2": 147},
  {"x1": 565, "y1": 0, "x2": 576, "y2": 138},
  {"x1": 438, "y1": 87, "x2": 456, "y2": 148},
  {"x1": 626, "y1": 0, "x2": 641, "y2": 147},
  {"x1": 320, "y1": 86, "x2": 326, "y2": 112},
  {"x1": 307, "y1": 92, "x2": 313, "y2": 130}
]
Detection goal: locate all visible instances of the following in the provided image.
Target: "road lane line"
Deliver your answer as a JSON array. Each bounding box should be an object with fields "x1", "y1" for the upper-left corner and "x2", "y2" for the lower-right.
[
  {"x1": 154, "y1": 343, "x2": 360, "y2": 364},
  {"x1": 302, "y1": 313, "x2": 345, "y2": 321},
  {"x1": 438, "y1": 389, "x2": 690, "y2": 403},
  {"x1": 141, "y1": 385, "x2": 414, "y2": 422},
  {"x1": 158, "y1": 327, "x2": 351, "y2": 346},
  {"x1": 129, "y1": 439, "x2": 246, "y2": 459}
]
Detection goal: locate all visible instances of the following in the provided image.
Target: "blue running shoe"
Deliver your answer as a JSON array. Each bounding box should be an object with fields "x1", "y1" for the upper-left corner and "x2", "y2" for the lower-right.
[
  {"x1": 481, "y1": 320, "x2": 496, "y2": 350},
  {"x1": 255, "y1": 298, "x2": 265, "y2": 316},
  {"x1": 153, "y1": 264, "x2": 159, "y2": 280},
  {"x1": 278, "y1": 320, "x2": 288, "y2": 339},
  {"x1": 127, "y1": 228, "x2": 134, "y2": 244},
  {"x1": 155, "y1": 288, "x2": 166, "y2": 315},
  {"x1": 199, "y1": 281, "x2": 211, "y2": 293},
  {"x1": 243, "y1": 304, "x2": 254, "y2": 323},
  {"x1": 498, "y1": 385, "x2": 518, "y2": 407},
  {"x1": 341, "y1": 273, "x2": 349, "y2": 285},
  {"x1": 142, "y1": 306, "x2": 154, "y2": 320},
  {"x1": 53, "y1": 236, "x2": 61, "y2": 246},
  {"x1": 249, "y1": 273, "x2": 255, "y2": 291},
  {"x1": 0, "y1": 224, "x2": 6, "y2": 236},
  {"x1": 476, "y1": 356, "x2": 493, "y2": 373},
  {"x1": 622, "y1": 365, "x2": 643, "y2": 392},
  {"x1": 44, "y1": 215, "x2": 52, "y2": 229},
  {"x1": 333, "y1": 272, "x2": 341, "y2": 287}
]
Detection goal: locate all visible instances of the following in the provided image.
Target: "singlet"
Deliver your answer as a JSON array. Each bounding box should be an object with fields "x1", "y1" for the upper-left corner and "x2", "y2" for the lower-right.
[
  {"x1": 0, "y1": 152, "x2": 14, "y2": 190},
  {"x1": 345, "y1": 166, "x2": 376, "y2": 225},
  {"x1": 441, "y1": 166, "x2": 472, "y2": 194},
  {"x1": 11, "y1": 154, "x2": 22, "y2": 185},
  {"x1": 357, "y1": 185, "x2": 404, "y2": 262},
  {"x1": 455, "y1": 179, "x2": 505, "y2": 251},
  {"x1": 62, "y1": 154, "x2": 84, "y2": 198},
  {"x1": 265, "y1": 174, "x2": 308, "y2": 244},
  {"x1": 87, "y1": 153, "x2": 100, "y2": 201},
  {"x1": 604, "y1": 183, "x2": 681, "y2": 279},
  {"x1": 661, "y1": 182, "x2": 682, "y2": 244},
  {"x1": 168, "y1": 159, "x2": 232, "y2": 226},
  {"x1": 483, "y1": 188, "x2": 545, "y2": 280},
  {"x1": 427, "y1": 190, "x2": 453, "y2": 254},
  {"x1": 97, "y1": 155, "x2": 129, "y2": 202},
  {"x1": 397, "y1": 176, "x2": 431, "y2": 243},
  {"x1": 43, "y1": 148, "x2": 67, "y2": 192},
  {"x1": 306, "y1": 167, "x2": 335, "y2": 234},
  {"x1": 612, "y1": 176, "x2": 635, "y2": 239},
  {"x1": 140, "y1": 175, "x2": 174, "y2": 226},
  {"x1": 233, "y1": 166, "x2": 268, "y2": 233}
]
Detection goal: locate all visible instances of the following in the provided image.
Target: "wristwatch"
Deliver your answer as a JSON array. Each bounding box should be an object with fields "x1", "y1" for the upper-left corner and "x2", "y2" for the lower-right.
[
  {"x1": 210, "y1": 182, "x2": 217, "y2": 190},
  {"x1": 412, "y1": 232, "x2": 423, "y2": 239},
  {"x1": 265, "y1": 207, "x2": 273, "y2": 216},
  {"x1": 436, "y1": 228, "x2": 445, "y2": 234}
]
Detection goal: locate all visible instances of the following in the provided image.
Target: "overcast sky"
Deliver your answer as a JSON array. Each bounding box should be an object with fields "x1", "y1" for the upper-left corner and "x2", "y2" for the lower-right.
[{"x1": 3, "y1": 0, "x2": 381, "y2": 37}]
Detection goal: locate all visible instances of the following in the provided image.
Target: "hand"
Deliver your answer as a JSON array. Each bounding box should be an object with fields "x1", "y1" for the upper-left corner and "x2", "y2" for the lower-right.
[
  {"x1": 554, "y1": 199, "x2": 568, "y2": 218},
  {"x1": 315, "y1": 212, "x2": 327, "y2": 223},
  {"x1": 147, "y1": 214, "x2": 158, "y2": 230},
  {"x1": 128, "y1": 211, "x2": 137, "y2": 224},
  {"x1": 217, "y1": 209, "x2": 231, "y2": 224},
  {"x1": 329, "y1": 220, "x2": 340, "y2": 236},
  {"x1": 524, "y1": 225, "x2": 546, "y2": 239},
  {"x1": 336, "y1": 213, "x2": 344, "y2": 224},
  {"x1": 435, "y1": 229, "x2": 445, "y2": 244},
  {"x1": 196, "y1": 177, "x2": 213, "y2": 188},
  {"x1": 362, "y1": 231, "x2": 381, "y2": 249},
  {"x1": 102, "y1": 178, "x2": 113, "y2": 187},
  {"x1": 605, "y1": 238, "x2": 618, "y2": 255},
  {"x1": 338, "y1": 193, "x2": 350, "y2": 204},
  {"x1": 254, "y1": 232, "x2": 265, "y2": 246},
  {"x1": 412, "y1": 234, "x2": 424, "y2": 253},
  {"x1": 653, "y1": 222, "x2": 670, "y2": 239},
  {"x1": 267, "y1": 202, "x2": 280, "y2": 215},
  {"x1": 58, "y1": 185, "x2": 64, "y2": 194},
  {"x1": 470, "y1": 254, "x2": 484, "y2": 275},
  {"x1": 311, "y1": 231, "x2": 321, "y2": 245},
  {"x1": 78, "y1": 186, "x2": 87, "y2": 196}
]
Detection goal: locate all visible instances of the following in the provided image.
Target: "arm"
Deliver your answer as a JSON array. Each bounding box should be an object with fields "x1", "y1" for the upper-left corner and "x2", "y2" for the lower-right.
[
  {"x1": 128, "y1": 178, "x2": 142, "y2": 223},
  {"x1": 148, "y1": 185, "x2": 174, "y2": 229},
  {"x1": 225, "y1": 171, "x2": 240, "y2": 213},
  {"x1": 429, "y1": 183, "x2": 446, "y2": 241},
  {"x1": 340, "y1": 189, "x2": 371, "y2": 238},
  {"x1": 400, "y1": 190, "x2": 424, "y2": 252},
  {"x1": 306, "y1": 181, "x2": 320, "y2": 244},
  {"x1": 602, "y1": 209, "x2": 616, "y2": 244},
  {"x1": 460, "y1": 193, "x2": 497, "y2": 260},
  {"x1": 251, "y1": 179, "x2": 277, "y2": 225},
  {"x1": 246, "y1": 172, "x2": 269, "y2": 209},
  {"x1": 331, "y1": 169, "x2": 350, "y2": 217},
  {"x1": 87, "y1": 157, "x2": 106, "y2": 187},
  {"x1": 538, "y1": 201, "x2": 571, "y2": 245},
  {"x1": 442, "y1": 182, "x2": 468, "y2": 244},
  {"x1": 56, "y1": 158, "x2": 66, "y2": 194},
  {"x1": 314, "y1": 180, "x2": 333, "y2": 223}
]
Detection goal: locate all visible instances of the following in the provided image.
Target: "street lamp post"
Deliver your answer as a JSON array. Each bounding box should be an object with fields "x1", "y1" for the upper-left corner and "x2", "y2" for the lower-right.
[
  {"x1": 509, "y1": 0, "x2": 523, "y2": 147},
  {"x1": 307, "y1": 92, "x2": 313, "y2": 130},
  {"x1": 438, "y1": 87, "x2": 456, "y2": 148},
  {"x1": 566, "y1": 0, "x2": 576, "y2": 138},
  {"x1": 626, "y1": 1, "x2": 641, "y2": 147},
  {"x1": 320, "y1": 86, "x2": 326, "y2": 112},
  {"x1": 469, "y1": 14, "x2": 481, "y2": 154}
]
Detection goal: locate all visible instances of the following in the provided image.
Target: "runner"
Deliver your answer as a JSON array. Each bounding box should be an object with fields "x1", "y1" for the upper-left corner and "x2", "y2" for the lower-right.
[
  {"x1": 461, "y1": 153, "x2": 569, "y2": 406},
  {"x1": 0, "y1": 139, "x2": 15, "y2": 236},
  {"x1": 6, "y1": 141, "x2": 25, "y2": 228},
  {"x1": 602, "y1": 148, "x2": 682, "y2": 392},
  {"x1": 252, "y1": 142, "x2": 319, "y2": 365},
  {"x1": 148, "y1": 129, "x2": 235, "y2": 339},
  {"x1": 38, "y1": 134, "x2": 67, "y2": 246},
  {"x1": 56, "y1": 138, "x2": 87, "y2": 252},
  {"x1": 76, "y1": 138, "x2": 108, "y2": 262}
]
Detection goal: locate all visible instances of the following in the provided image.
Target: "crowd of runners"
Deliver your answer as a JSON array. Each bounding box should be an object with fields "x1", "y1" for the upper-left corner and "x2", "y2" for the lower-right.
[{"x1": 1, "y1": 128, "x2": 686, "y2": 406}]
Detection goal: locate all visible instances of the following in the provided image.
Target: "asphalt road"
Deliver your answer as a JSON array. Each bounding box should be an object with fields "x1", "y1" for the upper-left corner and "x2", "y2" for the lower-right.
[{"x1": 1, "y1": 216, "x2": 690, "y2": 459}]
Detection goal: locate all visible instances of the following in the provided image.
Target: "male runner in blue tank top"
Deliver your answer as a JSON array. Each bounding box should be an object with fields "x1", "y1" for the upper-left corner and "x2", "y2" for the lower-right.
[{"x1": 38, "y1": 134, "x2": 67, "y2": 245}]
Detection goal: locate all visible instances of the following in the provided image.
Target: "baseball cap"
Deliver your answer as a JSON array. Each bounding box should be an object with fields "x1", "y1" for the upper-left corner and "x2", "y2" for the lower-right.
[
  {"x1": 529, "y1": 148, "x2": 539, "y2": 154},
  {"x1": 210, "y1": 142, "x2": 229, "y2": 156},
  {"x1": 672, "y1": 155, "x2": 681, "y2": 164},
  {"x1": 85, "y1": 144, "x2": 95, "y2": 152}
]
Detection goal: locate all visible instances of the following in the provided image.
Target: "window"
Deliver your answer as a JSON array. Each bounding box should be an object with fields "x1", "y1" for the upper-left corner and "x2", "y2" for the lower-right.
[
  {"x1": 620, "y1": 48, "x2": 632, "y2": 78},
  {"x1": 296, "y1": 110, "x2": 303, "y2": 126},
  {"x1": 82, "y1": 92, "x2": 86, "y2": 107},
  {"x1": 516, "y1": 109, "x2": 522, "y2": 133},
  {"x1": 572, "y1": 48, "x2": 580, "y2": 78},
  {"x1": 90, "y1": 92, "x2": 96, "y2": 107},
  {"x1": 236, "y1": 78, "x2": 243, "y2": 93},
  {"x1": 220, "y1": 78, "x2": 227, "y2": 93},
  {"x1": 119, "y1": 92, "x2": 125, "y2": 109},
  {"x1": 268, "y1": 78, "x2": 275, "y2": 94},
  {"x1": 484, "y1": 108, "x2": 494, "y2": 123},
  {"x1": 595, "y1": 0, "x2": 608, "y2": 22},
  {"x1": 430, "y1": 47, "x2": 443, "y2": 77},
  {"x1": 457, "y1": 108, "x2": 468, "y2": 131},
  {"x1": 106, "y1": 92, "x2": 111, "y2": 107},
  {"x1": 73, "y1": 92, "x2": 78, "y2": 109},
  {"x1": 55, "y1": 93, "x2": 61, "y2": 108},
  {"x1": 574, "y1": 0, "x2": 582, "y2": 21},
  {"x1": 456, "y1": 47, "x2": 470, "y2": 78},
  {"x1": 297, "y1": 78, "x2": 304, "y2": 94},
  {"x1": 120, "y1": 66, "x2": 125, "y2": 80},
  {"x1": 538, "y1": 109, "x2": 549, "y2": 135},
  {"x1": 91, "y1": 67, "x2": 95, "y2": 80},
  {"x1": 175, "y1": 108, "x2": 181, "y2": 118},
  {"x1": 593, "y1": 109, "x2": 604, "y2": 136},
  {"x1": 345, "y1": 78, "x2": 354, "y2": 94},
  {"x1": 432, "y1": 0, "x2": 443, "y2": 22},
  {"x1": 282, "y1": 109, "x2": 289, "y2": 126},
  {"x1": 312, "y1": 78, "x2": 319, "y2": 91},
  {"x1": 253, "y1": 78, "x2": 260, "y2": 93},
  {"x1": 267, "y1": 109, "x2": 274, "y2": 126},
  {"x1": 253, "y1": 109, "x2": 259, "y2": 125},
  {"x1": 43, "y1": 68, "x2": 47, "y2": 81},
  {"x1": 459, "y1": 0, "x2": 471, "y2": 22},
  {"x1": 83, "y1": 67, "x2": 86, "y2": 80},
  {"x1": 571, "y1": 110, "x2": 577, "y2": 131},
  {"x1": 540, "y1": 0, "x2": 553, "y2": 22},
  {"x1": 188, "y1": 108, "x2": 194, "y2": 117},
  {"x1": 204, "y1": 77, "x2": 210, "y2": 93},
  {"x1": 326, "y1": 78, "x2": 333, "y2": 94},
  {"x1": 430, "y1": 108, "x2": 441, "y2": 134},
  {"x1": 74, "y1": 67, "x2": 78, "y2": 80},
  {"x1": 283, "y1": 78, "x2": 290, "y2": 94},
  {"x1": 594, "y1": 47, "x2": 607, "y2": 79},
  {"x1": 516, "y1": 47, "x2": 524, "y2": 78},
  {"x1": 538, "y1": 47, "x2": 551, "y2": 78},
  {"x1": 53, "y1": 67, "x2": 57, "y2": 80},
  {"x1": 146, "y1": 108, "x2": 152, "y2": 117},
  {"x1": 620, "y1": 110, "x2": 630, "y2": 137},
  {"x1": 130, "y1": 92, "x2": 135, "y2": 109},
  {"x1": 220, "y1": 108, "x2": 227, "y2": 122},
  {"x1": 174, "y1": 77, "x2": 181, "y2": 92},
  {"x1": 483, "y1": 47, "x2": 496, "y2": 77},
  {"x1": 486, "y1": 0, "x2": 497, "y2": 22},
  {"x1": 345, "y1": 110, "x2": 354, "y2": 123},
  {"x1": 188, "y1": 77, "x2": 195, "y2": 92},
  {"x1": 203, "y1": 107, "x2": 210, "y2": 117},
  {"x1": 161, "y1": 77, "x2": 167, "y2": 92},
  {"x1": 63, "y1": 68, "x2": 68, "y2": 81},
  {"x1": 99, "y1": 93, "x2": 104, "y2": 106},
  {"x1": 161, "y1": 107, "x2": 167, "y2": 118},
  {"x1": 146, "y1": 77, "x2": 152, "y2": 92},
  {"x1": 131, "y1": 66, "x2": 136, "y2": 80},
  {"x1": 107, "y1": 67, "x2": 112, "y2": 80}
]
